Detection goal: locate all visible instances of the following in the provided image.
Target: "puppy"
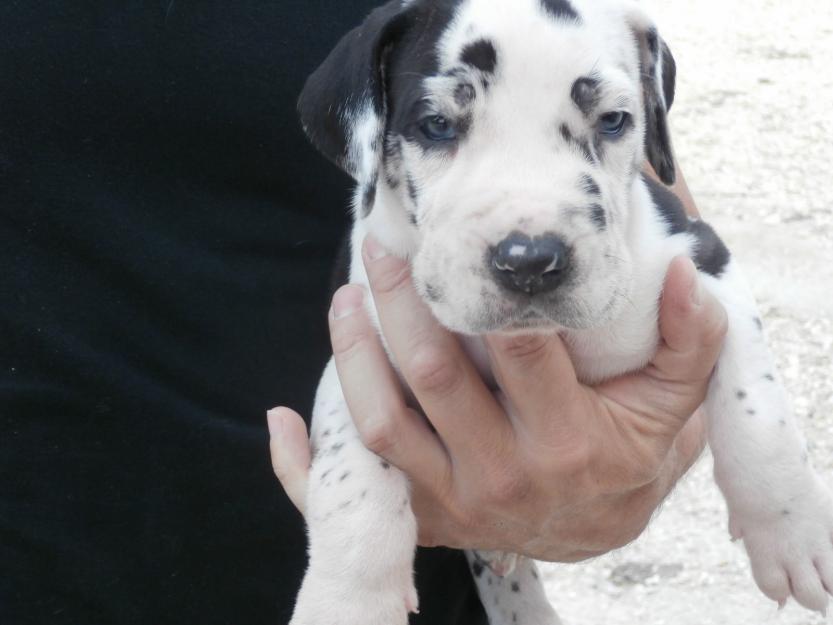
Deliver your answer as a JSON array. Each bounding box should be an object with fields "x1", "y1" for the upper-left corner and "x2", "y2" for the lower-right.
[{"x1": 290, "y1": 0, "x2": 833, "y2": 623}]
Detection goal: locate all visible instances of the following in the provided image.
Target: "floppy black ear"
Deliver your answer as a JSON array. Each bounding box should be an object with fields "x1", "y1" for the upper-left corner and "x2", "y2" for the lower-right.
[
  {"x1": 629, "y1": 13, "x2": 677, "y2": 185},
  {"x1": 297, "y1": 0, "x2": 414, "y2": 181}
]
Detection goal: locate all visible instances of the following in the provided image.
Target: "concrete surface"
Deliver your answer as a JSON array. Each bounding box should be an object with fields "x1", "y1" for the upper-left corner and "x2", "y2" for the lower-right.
[{"x1": 539, "y1": 1, "x2": 833, "y2": 623}]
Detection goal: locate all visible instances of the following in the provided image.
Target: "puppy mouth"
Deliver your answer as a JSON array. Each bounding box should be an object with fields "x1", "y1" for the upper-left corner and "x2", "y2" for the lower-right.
[{"x1": 501, "y1": 310, "x2": 561, "y2": 333}]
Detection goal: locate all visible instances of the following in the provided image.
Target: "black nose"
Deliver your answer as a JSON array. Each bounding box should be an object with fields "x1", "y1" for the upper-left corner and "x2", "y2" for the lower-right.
[{"x1": 490, "y1": 232, "x2": 571, "y2": 295}]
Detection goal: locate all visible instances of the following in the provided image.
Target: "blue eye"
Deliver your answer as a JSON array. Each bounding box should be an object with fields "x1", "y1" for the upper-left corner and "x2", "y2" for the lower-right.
[
  {"x1": 599, "y1": 111, "x2": 629, "y2": 136},
  {"x1": 420, "y1": 115, "x2": 457, "y2": 141}
]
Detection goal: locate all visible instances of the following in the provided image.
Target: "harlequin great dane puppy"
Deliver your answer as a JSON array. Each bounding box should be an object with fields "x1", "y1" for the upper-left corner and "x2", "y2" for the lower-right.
[{"x1": 290, "y1": 0, "x2": 833, "y2": 623}]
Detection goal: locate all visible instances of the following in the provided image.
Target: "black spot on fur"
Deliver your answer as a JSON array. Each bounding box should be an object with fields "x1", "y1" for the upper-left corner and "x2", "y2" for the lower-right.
[
  {"x1": 425, "y1": 282, "x2": 444, "y2": 303},
  {"x1": 472, "y1": 561, "x2": 484, "y2": 578},
  {"x1": 385, "y1": 3, "x2": 464, "y2": 150},
  {"x1": 513, "y1": 614, "x2": 518, "y2": 624},
  {"x1": 380, "y1": 460, "x2": 390, "y2": 470},
  {"x1": 660, "y1": 41, "x2": 676, "y2": 111},
  {"x1": 764, "y1": 373, "x2": 775, "y2": 381},
  {"x1": 736, "y1": 390, "x2": 747, "y2": 400},
  {"x1": 339, "y1": 470, "x2": 351, "y2": 481},
  {"x1": 646, "y1": 28, "x2": 659, "y2": 58},
  {"x1": 322, "y1": 429, "x2": 331, "y2": 437},
  {"x1": 688, "y1": 220, "x2": 731, "y2": 278},
  {"x1": 531, "y1": 568, "x2": 538, "y2": 580},
  {"x1": 637, "y1": 28, "x2": 676, "y2": 185},
  {"x1": 406, "y1": 174, "x2": 419, "y2": 204},
  {"x1": 580, "y1": 174, "x2": 601, "y2": 196},
  {"x1": 642, "y1": 175, "x2": 687, "y2": 235},
  {"x1": 589, "y1": 203, "x2": 606, "y2": 229},
  {"x1": 454, "y1": 82, "x2": 476, "y2": 107},
  {"x1": 540, "y1": 0, "x2": 580, "y2": 21},
  {"x1": 460, "y1": 39, "x2": 497, "y2": 73},
  {"x1": 753, "y1": 316, "x2": 763, "y2": 331},
  {"x1": 747, "y1": 409, "x2": 756, "y2": 416},
  {"x1": 383, "y1": 134, "x2": 403, "y2": 189},
  {"x1": 571, "y1": 77, "x2": 600, "y2": 116},
  {"x1": 782, "y1": 509, "x2": 791, "y2": 516},
  {"x1": 511, "y1": 581, "x2": 520, "y2": 592},
  {"x1": 297, "y1": 1, "x2": 419, "y2": 174},
  {"x1": 361, "y1": 175, "x2": 377, "y2": 218},
  {"x1": 642, "y1": 175, "x2": 730, "y2": 276},
  {"x1": 408, "y1": 213, "x2": 418, "y2": 226}
]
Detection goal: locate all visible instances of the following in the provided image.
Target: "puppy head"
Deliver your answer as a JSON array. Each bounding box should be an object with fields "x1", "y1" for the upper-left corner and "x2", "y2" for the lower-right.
[{"x1": 299, "y1": 0, "x2": 676, "y2": 334}]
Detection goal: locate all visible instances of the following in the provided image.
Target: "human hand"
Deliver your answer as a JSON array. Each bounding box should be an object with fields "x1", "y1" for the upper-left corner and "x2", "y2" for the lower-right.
[{"x1": 269, "y1": 239, "x2": 727, "y2": 562}]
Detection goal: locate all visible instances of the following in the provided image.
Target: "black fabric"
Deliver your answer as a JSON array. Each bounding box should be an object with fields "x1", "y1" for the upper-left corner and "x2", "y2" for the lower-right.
[{"x1": 0, "y1": 2, "x2": 486, "y2": 624}]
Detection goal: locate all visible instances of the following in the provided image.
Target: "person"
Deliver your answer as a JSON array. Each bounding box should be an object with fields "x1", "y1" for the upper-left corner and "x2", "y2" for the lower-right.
[{"x1": 0, "y1": 2, "x2": 726, "y2": 624}]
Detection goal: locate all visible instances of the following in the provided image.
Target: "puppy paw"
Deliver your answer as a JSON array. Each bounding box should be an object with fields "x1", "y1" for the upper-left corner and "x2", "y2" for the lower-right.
[
  {"x1": 289, "y1": 567, "x2": 418, "y2": 625},
  {"x1": 473, "y1": 549, "x2": 519, "y2": 577},
  {"x1": 734, "y1": 480, "x2": 833, "y2": 614}
]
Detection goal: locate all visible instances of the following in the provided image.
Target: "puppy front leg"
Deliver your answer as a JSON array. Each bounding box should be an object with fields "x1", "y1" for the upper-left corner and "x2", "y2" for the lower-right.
[
  {"x1": 704, "y1": 260, "x2": 833, "y2": 613},
  {"x1": 466, "y1": 551, "x2": 562, "y2": 625},
  {"x1": 290, "y1": 360, "x2": 418, "y2": 625}
]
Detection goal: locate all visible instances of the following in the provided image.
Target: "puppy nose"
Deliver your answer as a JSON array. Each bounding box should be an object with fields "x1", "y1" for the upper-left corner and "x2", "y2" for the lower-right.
[{"x1": 490, "y1": 232, "x2": 571, "y2": 295}]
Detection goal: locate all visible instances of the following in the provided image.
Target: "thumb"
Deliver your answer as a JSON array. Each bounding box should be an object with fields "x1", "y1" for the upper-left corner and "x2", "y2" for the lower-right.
[
  {"x1": 598, "y1": 256, "x2": 727, "y2": 432},
  {"x1": 267, "y1": 407, "x2": 311, "y2": 516},
  {"x1": 652, "y1": 255, "x2": 728, "y2": 389}
]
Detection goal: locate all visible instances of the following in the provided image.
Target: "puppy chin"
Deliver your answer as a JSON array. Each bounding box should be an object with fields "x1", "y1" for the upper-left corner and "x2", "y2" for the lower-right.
[{"x1": 428, "y1": 299, "x2": 566, "y2": 336}]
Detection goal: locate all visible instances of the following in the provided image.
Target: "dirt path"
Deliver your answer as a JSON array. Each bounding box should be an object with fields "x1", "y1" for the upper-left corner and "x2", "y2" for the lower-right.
[{"x1": 540, "y1": 1, "x2": 833, "y2": 623}]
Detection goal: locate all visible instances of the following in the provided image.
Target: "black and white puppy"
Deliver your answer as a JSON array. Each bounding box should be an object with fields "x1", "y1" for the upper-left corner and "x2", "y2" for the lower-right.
[{"x1": 292, "y1": 0, "x2": 833, "y2": 623}]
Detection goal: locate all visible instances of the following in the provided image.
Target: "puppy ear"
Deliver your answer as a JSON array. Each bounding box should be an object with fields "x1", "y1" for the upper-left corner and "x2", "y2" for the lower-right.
[
  {"x1": 297, "y1": 0, "x2": 414, "y2": 181},
  {"x1": 627, "y1": 10, "x2": 677, "y2": 185}
]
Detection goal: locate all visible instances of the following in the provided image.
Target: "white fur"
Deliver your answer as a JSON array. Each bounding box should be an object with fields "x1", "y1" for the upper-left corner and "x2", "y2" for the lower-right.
[{"x1": 291, "y1": 0, "x2": 833, "y2": 623}]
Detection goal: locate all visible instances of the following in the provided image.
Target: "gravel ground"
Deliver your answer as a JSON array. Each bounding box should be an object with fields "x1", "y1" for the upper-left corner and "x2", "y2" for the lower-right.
[{"x1": 539, "y1": 1, "x2": 833, "y2": 623}]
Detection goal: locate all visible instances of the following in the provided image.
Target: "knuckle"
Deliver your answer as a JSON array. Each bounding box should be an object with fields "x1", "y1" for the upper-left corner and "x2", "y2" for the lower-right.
[
  {"x1": 484, "y1": 467, "x2": 533, "y2": 506},
  {"x1": 358, "y1": 415, "x2": 399, "y2": 457},
  {"x1": 608, "y1": 518, "x2": 648, "y2": 549},
  {"x1": 498, "y1": 335, "x2": 552, "y2": 371},
  {"x1": 369, "y1": 261, "x2": 412, "y2": 296},
  {"x1": 406, "y1": 347, "x2": 463, "y2": 397},
  {"x1": 627, "y1": 460, "x2": 663, "y2": 489},
  {"x1": 330, "y1": 323, "x2": 372, "y2": 359},
  {"x1": 548, "y1": 435, "x2": 593, "y2": 479}
]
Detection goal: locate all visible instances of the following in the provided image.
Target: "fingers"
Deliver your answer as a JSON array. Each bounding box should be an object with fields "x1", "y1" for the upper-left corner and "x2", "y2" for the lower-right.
[
  {"x1": 653, "y1": 256, "x2": 728, "y2": 387},
  {"x1": 639, "y1": 255, "x2": 728, "y2": 423},
  {"x1": 600, "y1": 256, "x2": 727, "y2": 433},
  {"x1": 267, "y1": 407, "x2": 311, "y2": 515},
  {"x1": 361, "y1": 237, "x2": 512, "y2": 467},
  {"x1": 590, "y1": 259, "x2": 721, "y2": 489},
  {"x1": 484, "y1": 332, "x2": 586, "y2": 444},
  {"x1": 329, "y1": 283, "x2": 450, "y2": 491}
]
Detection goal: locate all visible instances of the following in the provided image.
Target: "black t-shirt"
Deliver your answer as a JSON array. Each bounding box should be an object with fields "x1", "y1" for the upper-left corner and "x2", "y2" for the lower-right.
[{"x1": 0, "y1": 3, "x2": 486, "y2": 623}]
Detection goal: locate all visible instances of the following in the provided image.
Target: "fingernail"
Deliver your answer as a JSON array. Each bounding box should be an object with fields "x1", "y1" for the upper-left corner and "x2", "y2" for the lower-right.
[
  {"x1": 364, "y1": 235, "x2": 389, "y2": 261},
  {"x1": 266, "y1": 408, "x2": 283, "y2": 438},
  {"x1": 331, "y1": 284, "x2": 364, "y2": 320}
]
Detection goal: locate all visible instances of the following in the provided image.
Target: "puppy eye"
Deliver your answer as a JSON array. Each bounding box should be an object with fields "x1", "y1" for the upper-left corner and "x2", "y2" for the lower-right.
[
  {"x1": 419, "y1": 115, "x2": 457, "y2": 142},
  {"x1": 599, "y1": 111, "x2": 629, "y2": 136}
]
